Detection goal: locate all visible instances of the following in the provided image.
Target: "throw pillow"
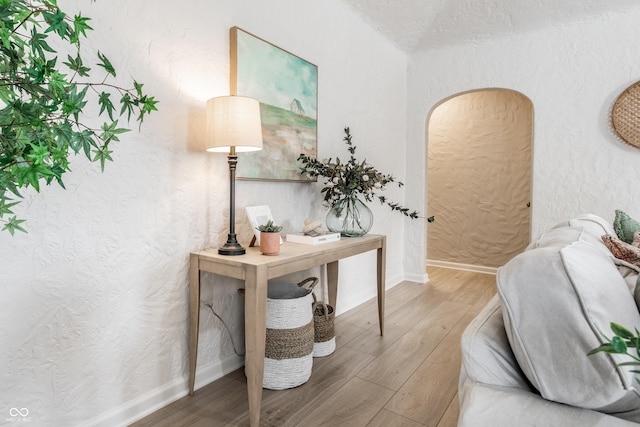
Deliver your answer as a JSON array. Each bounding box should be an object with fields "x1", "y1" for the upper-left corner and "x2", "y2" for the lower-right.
[
  {"x1": 498, "y1": 225, "x2": 640, "y2": 422},
  {"x1": 613, "y1": 209, "x2": 640, "y2": 244},
  {"x1": 633, "y1": 231, "x2": 640, "y2": 248},
  {"x1": 602, "y1": 234, "x2": 640, "y2": 268}
]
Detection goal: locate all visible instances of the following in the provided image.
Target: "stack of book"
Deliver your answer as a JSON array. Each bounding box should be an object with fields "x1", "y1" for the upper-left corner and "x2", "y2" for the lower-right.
[{"x1": 285, "y1": 232, "x2": 341, "y2": 245}]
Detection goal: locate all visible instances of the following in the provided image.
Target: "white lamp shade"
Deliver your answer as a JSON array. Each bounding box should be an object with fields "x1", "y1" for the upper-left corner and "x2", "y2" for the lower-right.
[{"x1": 205, "y1": 96, "x2": 263, "y2": 152}]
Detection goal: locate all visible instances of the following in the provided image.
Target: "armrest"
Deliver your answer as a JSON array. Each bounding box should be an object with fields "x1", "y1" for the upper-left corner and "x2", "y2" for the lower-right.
[{"x1": 459, "y1": 383, "x2": 638, "y2": 427}]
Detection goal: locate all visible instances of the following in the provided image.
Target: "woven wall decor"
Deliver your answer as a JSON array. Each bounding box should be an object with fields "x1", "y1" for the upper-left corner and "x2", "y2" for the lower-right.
[{"x1": 612, "y1": 81, "x2": 640, "y2": 148}]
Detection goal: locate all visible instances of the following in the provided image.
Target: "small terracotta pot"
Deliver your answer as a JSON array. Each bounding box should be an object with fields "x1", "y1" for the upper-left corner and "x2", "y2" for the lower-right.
[{"x1": 260, "y1": 232, "x2": 281, "y2": 255}]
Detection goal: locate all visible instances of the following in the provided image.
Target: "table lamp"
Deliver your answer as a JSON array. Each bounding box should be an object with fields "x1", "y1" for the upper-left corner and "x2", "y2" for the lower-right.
[{"x1": 205, "y1": 95, "x2": 263, "y2": 255}]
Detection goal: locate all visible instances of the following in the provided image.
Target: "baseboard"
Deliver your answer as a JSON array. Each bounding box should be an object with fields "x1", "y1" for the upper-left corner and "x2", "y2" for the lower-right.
[
  {"x1": 386, "y1": 272, "x2": 404, "y2": 289},
  {"x1": 334, "y1": 273, "x2": 407, "y2": 316},
  {"x1": 87, "y1": 355, "x2": 244, "y2": 427},
  {"x1": 404, "y1": 272, "x2": 429, "y2": 284},
  {"x1": 426, "y1": 259, "x2": 497, "y2": 275},
  {"x1": 87, "y1": 270, "x2": 431, "y2": 425}
]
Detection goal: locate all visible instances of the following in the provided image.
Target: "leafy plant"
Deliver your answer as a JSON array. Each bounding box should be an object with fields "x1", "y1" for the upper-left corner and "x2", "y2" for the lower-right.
[
  {"x1": 588, "y1": 322, "x2": 640, "y2": 381},
  {"x1": 0, "y1": 0, "x2": 158, "y2": 234},
  {"x1": 298, "y1": 127, "x2": 433, "y2": 222},
  {"x1": 256, "y1": 220, "x2": 282, "y2": 233}
]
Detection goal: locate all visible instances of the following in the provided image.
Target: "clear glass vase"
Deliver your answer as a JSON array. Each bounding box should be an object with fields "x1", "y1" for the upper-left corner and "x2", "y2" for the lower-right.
[{"x1": 326, "y1": 195, "x2": 373, "y2": 237}]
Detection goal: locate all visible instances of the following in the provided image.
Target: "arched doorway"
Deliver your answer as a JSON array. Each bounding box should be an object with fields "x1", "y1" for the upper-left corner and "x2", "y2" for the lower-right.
[{"x1": 426, "y1": 89, "x2": 533, "y2": 271}]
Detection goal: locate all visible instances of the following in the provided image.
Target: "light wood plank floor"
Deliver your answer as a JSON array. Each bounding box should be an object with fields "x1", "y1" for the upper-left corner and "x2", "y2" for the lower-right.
[{"x1": 131, "y1": 267, "x2": 497, "y2": 427}]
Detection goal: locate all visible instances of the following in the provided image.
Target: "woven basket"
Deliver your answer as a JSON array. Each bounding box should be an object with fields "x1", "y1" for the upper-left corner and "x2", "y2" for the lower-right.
[
  {"x1": 312, "y1": 295, "x2": 336, "y2": 357},
  {"x1": 612, "y1": 81, "x2": 640, "y2": 148},
  {"x1": 263, "y1": 277, "x2": 317, "y2": 390}
]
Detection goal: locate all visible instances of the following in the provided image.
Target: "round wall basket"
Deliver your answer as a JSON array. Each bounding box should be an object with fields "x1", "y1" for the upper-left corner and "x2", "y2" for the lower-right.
[{"x1": 612, "y1": 81, "x2": 640, "y2": 148}]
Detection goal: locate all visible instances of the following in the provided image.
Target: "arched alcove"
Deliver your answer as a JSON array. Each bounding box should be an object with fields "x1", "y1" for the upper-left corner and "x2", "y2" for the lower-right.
[{"x1": 426, "y1": 89, "x2": 533, "y2": 271}]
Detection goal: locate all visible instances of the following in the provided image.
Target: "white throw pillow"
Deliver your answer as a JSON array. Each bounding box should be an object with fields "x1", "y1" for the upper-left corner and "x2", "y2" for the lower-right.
[{"x1": 498, "y1": 225, "x2": 640, "y2": 422}]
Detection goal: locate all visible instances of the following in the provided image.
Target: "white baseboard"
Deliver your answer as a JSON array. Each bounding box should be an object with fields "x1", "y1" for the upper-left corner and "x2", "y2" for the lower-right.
[
  {"x1": 404, "y1": 272, "x2": 429, "y2": 284},
  {"x1": 87, "y1": 270, "x2": 434, "y2": 426},
  {"x1": 426, "y1": 259, "x2": 497, "y2": 275},
  {"x1": 386, "y1": 272, "x2": 404, "y2": 288},
  {"x1": 87, "y1": 355, "x2": 244, "y2": 427}
]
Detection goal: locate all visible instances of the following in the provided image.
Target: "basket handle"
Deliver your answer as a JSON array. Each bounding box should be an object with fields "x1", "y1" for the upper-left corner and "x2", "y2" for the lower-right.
[
  {"x1": 312, "y1": 298, "x2": 330, "y2": 321},
  {"x1": 297, "y1": 277, "x2": 318, "y2": 292}
]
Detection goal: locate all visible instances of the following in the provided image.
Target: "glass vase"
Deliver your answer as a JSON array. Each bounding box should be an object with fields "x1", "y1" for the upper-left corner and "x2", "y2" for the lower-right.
[{"x1": 326, "y1": 195, "x2": 373, "y2": 237}]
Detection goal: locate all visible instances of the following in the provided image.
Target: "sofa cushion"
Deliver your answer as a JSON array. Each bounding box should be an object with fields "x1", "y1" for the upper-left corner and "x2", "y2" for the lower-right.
[
  {"x1": 497, "y1": 225, "x2": 640, "y2": 421},
  {"x1": 569, "y1": 213, "x2": 617, "y2": 238},
  {"x1": 616, "y1": 259, "x2": 640, "y2": 294},
  {"x1": 614, "y1": 210, "x2": 640, "y2": 244},
  {"x1": 458, "y1": 384, "x2": 640, "y2": 427},
  {"x1": 460, "y1": 295, "x2": 532, "y2": 391},
  {"x1": 556, "y1": 215, "x2": 640, "y2": 293},
  {"x1": 529, "y1": 220, "x2": 612, "y2": 257}
]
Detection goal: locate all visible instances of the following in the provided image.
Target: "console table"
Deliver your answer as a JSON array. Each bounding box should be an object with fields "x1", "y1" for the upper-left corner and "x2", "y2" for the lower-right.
[{"x1": 188, "y1": 234, "x2": 386, "y2": 427}]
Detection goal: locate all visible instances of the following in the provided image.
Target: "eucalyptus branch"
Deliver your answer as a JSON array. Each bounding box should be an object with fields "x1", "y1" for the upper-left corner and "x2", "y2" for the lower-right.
[{"x1": 298, "y1": 127, "x2": 422, "y2": 220}]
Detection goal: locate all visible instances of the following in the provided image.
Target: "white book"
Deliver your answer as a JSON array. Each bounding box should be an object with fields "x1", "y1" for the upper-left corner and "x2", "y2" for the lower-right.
[{"x1": 286, "y1": 232, "x2": 341, "y2": 245}]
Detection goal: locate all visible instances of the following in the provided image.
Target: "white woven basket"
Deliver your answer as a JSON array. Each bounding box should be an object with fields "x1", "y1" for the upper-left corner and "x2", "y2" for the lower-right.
[
  {"x1": 313, "y1": 338, "x2": 336, "y2": 357},
  {"x1": 263, "y1": 278, "x2": 317, "y2": 390}
]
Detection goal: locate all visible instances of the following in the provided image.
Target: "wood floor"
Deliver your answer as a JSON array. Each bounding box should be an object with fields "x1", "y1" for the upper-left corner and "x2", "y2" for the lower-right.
[{"x1": 131, "y1": 267, "x2": 497, "y2": 427}]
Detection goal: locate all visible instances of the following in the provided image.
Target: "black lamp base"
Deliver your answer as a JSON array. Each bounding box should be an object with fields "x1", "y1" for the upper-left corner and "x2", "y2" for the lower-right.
[
  {"x1": 218, "y1": 150, "x2": 245, "y2": 256},
  {"x1": 218, "y1": 235, "x2": 245, "y2": 256}
]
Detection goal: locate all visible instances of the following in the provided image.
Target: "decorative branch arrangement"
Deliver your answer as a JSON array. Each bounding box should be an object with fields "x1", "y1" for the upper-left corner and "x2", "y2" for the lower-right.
[
  {"x1": 0, "y1": 0, "x2": 158, "y2": 234},
  {"x1": 298, "y1": 127, "x2": 433, "y2": 221}
]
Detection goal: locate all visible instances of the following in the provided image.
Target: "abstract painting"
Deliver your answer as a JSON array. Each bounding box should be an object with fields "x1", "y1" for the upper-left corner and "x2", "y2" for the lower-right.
[{"x1": 231, "y1": 27, "x2": 317, "y2": 181}]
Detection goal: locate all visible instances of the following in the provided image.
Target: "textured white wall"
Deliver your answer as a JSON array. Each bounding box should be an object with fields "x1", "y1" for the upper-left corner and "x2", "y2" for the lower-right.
[
  {"x1": 0, "y1": 0, "x2": 409, "y2": 425},
  {"x1": 404, "y1": 8, "x2": 640, "y2": 275},
  {"x1": 427, "y1": 90, "x2": 532, "y2": 268}
]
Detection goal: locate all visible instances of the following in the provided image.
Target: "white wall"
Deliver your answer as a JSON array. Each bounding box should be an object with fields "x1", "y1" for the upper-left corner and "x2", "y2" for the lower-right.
[
  {"x1": 405, "y1": 8, "x2": 640, "y2": 274},
  {"x1": 0, "y1": 0, "x2": 409, "y2": 425}
]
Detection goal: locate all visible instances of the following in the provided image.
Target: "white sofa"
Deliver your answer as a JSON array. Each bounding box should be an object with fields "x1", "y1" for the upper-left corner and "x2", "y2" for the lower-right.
[{"x1": 458, "y1": 215, "x2": 640, "y2": 426}]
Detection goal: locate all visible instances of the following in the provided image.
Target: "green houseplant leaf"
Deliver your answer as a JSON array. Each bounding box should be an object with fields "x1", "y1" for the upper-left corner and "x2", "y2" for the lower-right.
[
  {"x1": 256, "y1": 220, "x2": 283, "y2": 233},
  {"x1": 589, "y1": 322, "x2": 640, "y2": 384},
  {"x1": 0, "y1": 0, "x2": 158, "y2": 234}
]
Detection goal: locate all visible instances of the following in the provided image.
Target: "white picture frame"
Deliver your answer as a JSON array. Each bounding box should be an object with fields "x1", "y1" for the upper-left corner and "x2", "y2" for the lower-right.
[{"x1": 245, "y1": 205, "x2": 283, "y2": 245}]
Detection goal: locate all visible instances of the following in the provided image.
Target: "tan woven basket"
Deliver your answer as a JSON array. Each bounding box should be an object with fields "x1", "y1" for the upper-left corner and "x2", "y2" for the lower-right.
[
  {"x1": 312, "y1": 295, "x2": 336, "y2": 357},
  {"x1": 263, "y1": 277, "x2": 317, "y2": 390},
  {"x1": 612, "y1": 81, "x2": 640, "y2": 148}
]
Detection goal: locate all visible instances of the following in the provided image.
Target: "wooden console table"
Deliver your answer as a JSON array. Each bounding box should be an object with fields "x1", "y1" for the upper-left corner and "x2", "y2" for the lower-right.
[{"x1": 188, "y1": 234, "x2": 386, "y2": 427}]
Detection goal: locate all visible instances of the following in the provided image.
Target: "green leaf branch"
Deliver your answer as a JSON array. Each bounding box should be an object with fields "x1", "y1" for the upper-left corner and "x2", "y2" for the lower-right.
[
  {"x1": 588, "y1": 322, "x2": 640, "y2": 381},
  {"x1": 0, "y1": 0, "x2": 158, "y2": 234}
]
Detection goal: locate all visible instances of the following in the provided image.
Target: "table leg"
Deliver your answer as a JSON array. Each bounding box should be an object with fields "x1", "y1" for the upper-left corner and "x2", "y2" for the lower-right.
[
  {"x1": 326, "y1": 261, "x2": 338, "y2": 311},
  {"x1": 244, "y1": 265, "x2": 268, "y2": 427},
  {"x1": 188, "y1": 253, "x2": 200, "y2": 395},
  {"x1": 377, "y1": 237, "x2": 386, "y2": 336}
]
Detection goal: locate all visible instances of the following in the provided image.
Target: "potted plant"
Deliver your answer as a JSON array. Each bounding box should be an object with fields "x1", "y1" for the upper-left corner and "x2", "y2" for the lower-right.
[
  {"x1": 298, "y1": 127, "x2": 433, "y2": 237},
  {"x1": 257, "y1": 220, "x2": 283, "y2": 255}
]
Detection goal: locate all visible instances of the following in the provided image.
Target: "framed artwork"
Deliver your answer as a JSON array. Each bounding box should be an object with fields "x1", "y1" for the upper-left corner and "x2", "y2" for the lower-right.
[
  {"x1": 231, "y1": 27, "x2": 317, "y2": 182},
  {"x1": 245, "y1": 205, "x2": 282, "y2": 245}
]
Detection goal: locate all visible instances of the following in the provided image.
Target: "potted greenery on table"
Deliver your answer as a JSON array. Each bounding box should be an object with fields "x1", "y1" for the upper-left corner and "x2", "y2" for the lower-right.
[
  {"x1": 298, "y1": 127, "x2": 433, "y2": 237},
  {"x1": 257, "y1": 220, "x2": 283, "y2": 255}
]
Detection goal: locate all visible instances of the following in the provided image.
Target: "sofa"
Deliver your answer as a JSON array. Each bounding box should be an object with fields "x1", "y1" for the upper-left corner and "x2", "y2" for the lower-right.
[{"x1": 458, "y1": 214, "x2": 640, "y2": 426}]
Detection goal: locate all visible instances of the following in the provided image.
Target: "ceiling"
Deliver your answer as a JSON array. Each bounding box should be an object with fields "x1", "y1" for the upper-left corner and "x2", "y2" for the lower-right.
[{"x1": 342, "y1": 0, "x2": 640, "y2": 52}]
